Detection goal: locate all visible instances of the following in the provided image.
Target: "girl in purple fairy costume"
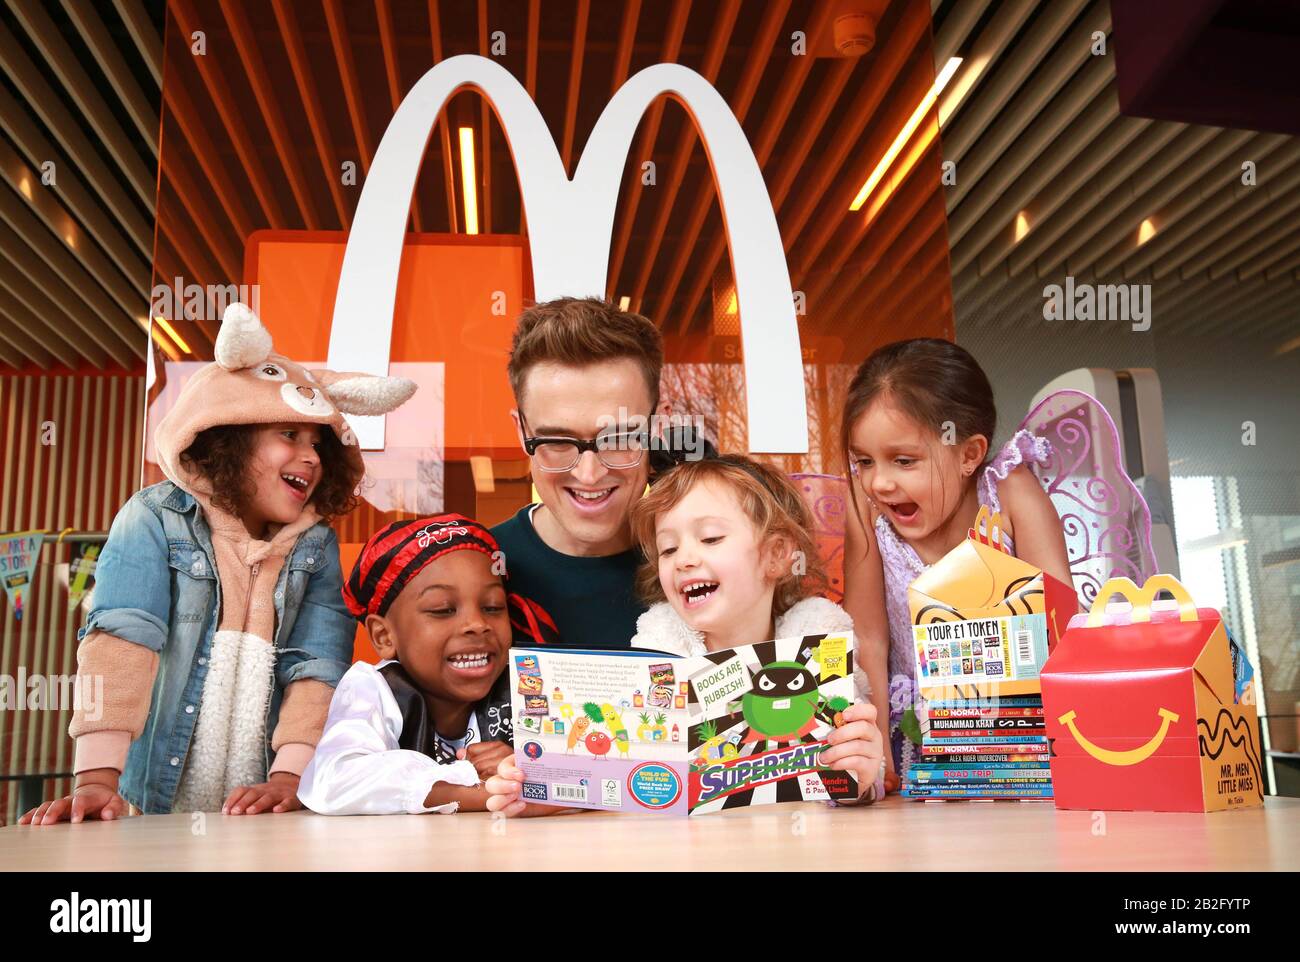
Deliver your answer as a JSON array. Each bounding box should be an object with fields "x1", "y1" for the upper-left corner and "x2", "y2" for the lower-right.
[{"x1": 840, "y1": 339, "x2": 1074, "y2": 792}]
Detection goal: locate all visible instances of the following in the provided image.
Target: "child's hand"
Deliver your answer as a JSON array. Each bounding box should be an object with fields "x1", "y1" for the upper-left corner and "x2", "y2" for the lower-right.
[
  {"x1": 484, "y1": 756, "x2": 579, "y2": 818},
  {"x1": 484, "y1": 755, "x2": 529, "y2": 816},
  {"x1": 884, "y1": 767, "x2": 902, "y2": 794},
  {"x1": 820, "y1": 701, "x2": 885, "y2": 800},
  {"x1": 19, "y1": 772, "x2": 128, "y2": 826},
  {"x1": 222, "y1": 772, "x2": 303, "y2": 815},
  {"x1": 460, "y1": 741, "x2": 514, "y2": 782}
]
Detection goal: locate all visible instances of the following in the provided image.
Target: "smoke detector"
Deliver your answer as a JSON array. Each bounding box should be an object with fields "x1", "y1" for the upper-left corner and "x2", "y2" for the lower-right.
[{"x1": 832, "y1": 11, "x2": 877, "y2": 56}]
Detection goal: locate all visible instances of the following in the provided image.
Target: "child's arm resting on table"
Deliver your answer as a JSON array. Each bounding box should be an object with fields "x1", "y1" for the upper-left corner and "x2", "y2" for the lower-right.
[
  {"x1": 232, "y1": 527, "x2": 357, "y2": 814},
  {"x1": 270, "y1": 526, "x2": 354, "y2": 760},
  {"x1": 24, "y1": 496, "x2": 169, "y2": 826},
  {"x1": 297, "y1": 662, "x2": 485, "y2": 815}
]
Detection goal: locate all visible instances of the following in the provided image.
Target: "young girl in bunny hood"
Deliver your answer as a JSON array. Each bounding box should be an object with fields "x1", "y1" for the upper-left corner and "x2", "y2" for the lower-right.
[{"x1": 21, "y1": 303, "x2": 417, "y2": 822}]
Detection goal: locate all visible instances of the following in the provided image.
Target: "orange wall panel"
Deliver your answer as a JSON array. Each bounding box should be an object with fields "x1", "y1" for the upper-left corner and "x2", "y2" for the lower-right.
[{"x1": 246, "y1": 231, "x2": 529, "y2": 460}]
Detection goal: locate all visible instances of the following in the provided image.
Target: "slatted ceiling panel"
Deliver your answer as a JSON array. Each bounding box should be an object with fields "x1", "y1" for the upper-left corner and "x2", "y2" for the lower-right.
[
  {"x1": 374, "y1": 0, "x2": 406, "y2": 165},
  {"x1": 668, "y1": 0, "x2": 842, "y2": 333},
  {"x1": 627, "y1": 0, "x2": 741, "y2": 310},
  {"x1": 652, "y1": 0, "x2": 788, "y2": 319},
  {"x1": 4, "y1": 0, "x2": 950, "y2": 361},
  {"x1": 0, "y1": 22, "x2": 150, "y2": 241},
  {"x1": 61, "y1": 0, "x2": 158, "y2": 155},
  {"x1": 8, "y1": 0, "x2": 155, "y2": 207},
  {"x1": 779, "y1": 0, "x2": 927, "y2": 259},
  {"x1": 792, "y1": 27, "x2": 939, "y2": 313},
  {"x1": 0, "y1": 375, "x2": 145, "y2": 825},
  {"x1": 0, "y1": 148, "x2": 148, "y2": 335},
  {"x1": 6, "y1": 0, "x2": 1300, "y2": 368},
  {"x1": 935, "y1": 0, "x2": 1300, "y2": 340},
  {"x1": 800, "y1": 13, "x2": 937, "y2": 310},
  {"x1": 477, "y1": 0, "x2": 494, "y2": 233},
  {"x1": 430, "y1": 0, "x2": 463, "y2": 232},
  {"x1": 0, "y1": 84, "x2": 153, "y2": 289},
  {"x1": 0, "y1": 0, "x2": 158, "y2": 372},
  {"x1": 605, "y1": 0, "x2": 692, "y2": 298},
  {"x1": 159, "y1": 159, "x2": 240, "y2": 283},
  {"x1": 273, "y1": 0, "x2": 351, "y2": 230},
  {"x1": 113, "y1": 0, "x2": 163, "y2": 88}
]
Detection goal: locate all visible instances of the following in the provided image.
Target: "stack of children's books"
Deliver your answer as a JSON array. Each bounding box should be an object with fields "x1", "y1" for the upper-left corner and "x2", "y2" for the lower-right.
[
  {"x1": 899, "y1": 508, "x2": 1073, "y2": 801},
  {"x1": 904, "y1": 694, "x2": 1052, "y2": 799}
]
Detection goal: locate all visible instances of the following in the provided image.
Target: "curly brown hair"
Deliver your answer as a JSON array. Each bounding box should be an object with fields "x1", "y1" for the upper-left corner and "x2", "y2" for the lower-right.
[
  {"x1": 179, "y1": 423, "x2": 363, "y2": 522},
  {"x1": 629, "y1": 454, "x2": 827, "y2": 617}
]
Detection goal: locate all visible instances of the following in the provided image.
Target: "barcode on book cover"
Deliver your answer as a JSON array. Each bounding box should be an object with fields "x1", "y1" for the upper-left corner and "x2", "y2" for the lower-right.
[
  {"x1": 552, "y1": 782, "x2": 588, "y2": 802},
  {"x1": 1014, "y1": 628, "x2": 1034, "y2": 667}
]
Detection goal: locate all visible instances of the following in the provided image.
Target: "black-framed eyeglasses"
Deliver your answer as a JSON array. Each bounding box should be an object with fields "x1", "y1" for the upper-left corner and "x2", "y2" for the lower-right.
[{"x1": 518, "y1": 411, "x2": 651, "y2": 473}]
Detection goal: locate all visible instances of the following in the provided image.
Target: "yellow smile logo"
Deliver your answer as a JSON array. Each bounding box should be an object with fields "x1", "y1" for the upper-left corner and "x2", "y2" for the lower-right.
[{"x1": 1058, "y1": 708, "x2": 1180, "y2": 766}]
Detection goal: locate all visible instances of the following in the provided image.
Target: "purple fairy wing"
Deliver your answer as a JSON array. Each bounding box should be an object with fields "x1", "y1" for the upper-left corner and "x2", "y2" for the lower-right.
[
  {"x1": 1019, "y1": 389, "x2": 1158, "y2": 607},
  {"x1": 789, "y1": 473, "x2": 849, "y2": 603}
]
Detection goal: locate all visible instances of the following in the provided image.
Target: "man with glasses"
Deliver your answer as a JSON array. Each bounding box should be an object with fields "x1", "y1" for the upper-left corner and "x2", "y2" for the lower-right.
[{"x1": 493, "y1": 297, "x2": 666, "y2": 649}]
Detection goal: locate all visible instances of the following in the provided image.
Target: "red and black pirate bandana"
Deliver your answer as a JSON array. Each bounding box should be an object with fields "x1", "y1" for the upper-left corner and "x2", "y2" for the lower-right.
[{"x1": 342, "y1": 513, "x2": 558, "y2": 645}]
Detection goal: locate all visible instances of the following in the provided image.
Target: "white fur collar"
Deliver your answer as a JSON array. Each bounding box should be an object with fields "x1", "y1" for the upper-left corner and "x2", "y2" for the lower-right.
[{"x1": 630, "y1": 596, "x2": 855, "y2": 657}]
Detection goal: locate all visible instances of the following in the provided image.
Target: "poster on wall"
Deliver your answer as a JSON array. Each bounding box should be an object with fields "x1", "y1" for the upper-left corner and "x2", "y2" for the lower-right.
[
  {"x1": 67, "y1": 542, "x2": 101, "y2": 612},
  {"x1": 0, "y1": 531, "x2": 45, "y2": 621}
]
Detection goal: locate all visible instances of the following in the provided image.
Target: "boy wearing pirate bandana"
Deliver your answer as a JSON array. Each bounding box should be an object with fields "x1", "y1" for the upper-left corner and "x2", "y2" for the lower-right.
[{"x1": 298, "y1": 515, "x2": 558, "y2": 815}]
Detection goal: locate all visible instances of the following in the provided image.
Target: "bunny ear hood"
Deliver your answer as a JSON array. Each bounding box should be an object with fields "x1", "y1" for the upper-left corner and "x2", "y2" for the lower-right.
[
  {"x1": 307, "y1": 367, "x2": 419, "y2": 416},
  {"x1": 154, "y1": 302, "x2": 418, "y2": 498},
  {"x1": 213, "y1": 301, "x2": 274, "y2": 370}
]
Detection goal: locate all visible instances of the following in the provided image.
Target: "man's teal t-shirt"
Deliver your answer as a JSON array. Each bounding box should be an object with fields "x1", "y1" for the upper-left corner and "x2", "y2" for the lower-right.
[{"x1": 492, "y1": 505, "x2": 644, "y2": 650}]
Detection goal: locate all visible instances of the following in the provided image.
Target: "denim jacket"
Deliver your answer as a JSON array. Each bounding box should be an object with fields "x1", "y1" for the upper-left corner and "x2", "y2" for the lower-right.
[{"x1": 79, "y1": 481, "x2": 354, "y2": 813}]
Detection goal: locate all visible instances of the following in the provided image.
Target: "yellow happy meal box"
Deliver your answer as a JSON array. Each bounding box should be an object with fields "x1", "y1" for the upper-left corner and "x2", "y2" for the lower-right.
[{"x1": 908, "y1": 511, "x2": 1076, "y2": 700}]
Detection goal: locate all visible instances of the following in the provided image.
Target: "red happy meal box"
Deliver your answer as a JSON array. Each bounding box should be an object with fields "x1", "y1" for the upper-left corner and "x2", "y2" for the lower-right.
[{"x1": 1040, "y1": 575, "x2": 1264, "y2": 813}]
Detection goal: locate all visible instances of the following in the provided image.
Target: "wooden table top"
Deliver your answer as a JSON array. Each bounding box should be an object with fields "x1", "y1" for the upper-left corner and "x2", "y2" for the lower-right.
[{"x1": 3, "y1": 796, "x2": 1297, "y2": 871}]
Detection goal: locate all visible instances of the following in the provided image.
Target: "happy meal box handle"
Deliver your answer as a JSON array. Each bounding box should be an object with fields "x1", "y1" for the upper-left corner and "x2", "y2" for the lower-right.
[
  {"x1": 968, "y1": 505, "x2": 1008, "y2": 553},
  {"x1": 1085, "y1": 574, "x2": 1198, "y2": 628}
]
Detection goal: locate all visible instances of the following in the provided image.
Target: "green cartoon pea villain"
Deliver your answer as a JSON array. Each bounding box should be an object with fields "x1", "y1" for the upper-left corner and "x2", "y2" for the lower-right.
[{"x1": 740, "y1": 661, "x2": 847, "y2": 745}]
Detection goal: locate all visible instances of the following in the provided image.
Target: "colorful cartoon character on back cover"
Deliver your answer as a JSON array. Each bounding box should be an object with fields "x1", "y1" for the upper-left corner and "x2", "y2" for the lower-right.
[
  {"x1": 635, "y1": 712, "x2": 669, "y2": 742},
  {"x1": 566, "y1": 715, "x2": 591, "y2": 753},
  {"x1": 579, "y1": 701, "x2": 630, "y2": 758},
  {"x1": 693, "y1": 719, "x2": 740, "y2": 768},
  {"x1": 584, "y1": 731, "x2": 612, "y2": 758},
  {"x1": 601, "y1": 703, "x2": 630, "y2": 757}
]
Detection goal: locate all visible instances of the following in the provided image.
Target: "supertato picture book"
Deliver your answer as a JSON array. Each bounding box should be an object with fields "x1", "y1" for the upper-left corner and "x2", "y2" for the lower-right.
[{"x1": 507, "y1": 633, "x2": 859, "y2": 814}]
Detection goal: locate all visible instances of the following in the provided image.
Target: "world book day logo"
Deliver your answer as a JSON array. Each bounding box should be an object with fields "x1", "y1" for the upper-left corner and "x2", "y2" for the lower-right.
[{"x1": 329, "y1": 55, "x2": 808, "y2": 454}]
